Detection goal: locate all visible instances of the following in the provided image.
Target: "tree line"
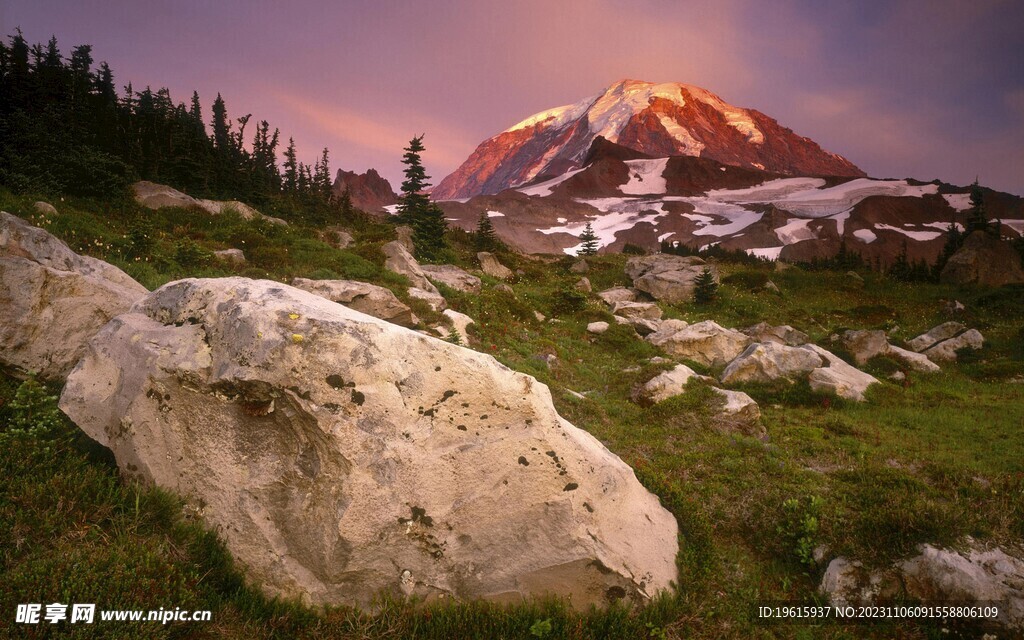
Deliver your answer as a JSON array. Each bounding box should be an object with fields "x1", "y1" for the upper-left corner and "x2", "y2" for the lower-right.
[{"x1": 0, "y1": 30, "x2": 338, "y2": 222}]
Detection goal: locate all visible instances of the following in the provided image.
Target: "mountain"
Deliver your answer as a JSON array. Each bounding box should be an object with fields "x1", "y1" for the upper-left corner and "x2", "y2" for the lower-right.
[
  {"x1": 435, "y1": 137, "x2": 1024, "y2": 263},
  {"x1": 331, "y1": 168, "x2": 398, "y2": 213},
  {"x1": 433, "y1": 79, "x2": 864, "y2": 200}
]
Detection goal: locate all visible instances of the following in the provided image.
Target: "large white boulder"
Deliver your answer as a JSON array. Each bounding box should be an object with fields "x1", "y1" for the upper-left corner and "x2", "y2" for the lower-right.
[
  {"x1": 610, "y1": 301, "x2": 662, "y2": 321},
  {"x1": 799, "y1": 344, "x2": 879, "y2": 402},
  {"x1": 59, "y1": 278, "x2": 678, "y2": 608},
  {"x1": 597, "y1": 287, "x2": 638, "y2": 305},
  {"x1": 477, "y1": 252, "x2": 514, "y2": 280},
  {"x1": 133, "y1": 181, "x2": 287, "y2": 226},
  {"x1": 382, "y1": 241, "x2": 439, "y2": 294},
  {"x1": 886, "y1": 345, "x2": 940, "y2": 373},
  {"x1": 0, "y1": 212, "x2": 147, "y2": 379},
  {"x1": 741, "y1": 322, "x2": 809, "y2": 347},
  {"x1": 720, "y1": 342, "x2": 823, "y2": 384},
  {"x1": 839, "y1": 329, "x2": 890, "y2": 366},
  {"x1": 635, "y1": 364, "x2": 712, "y2": 405},
  {"x1": 646, "y1": 320, "x2": 751, "y2": 368},
  {"x1": 905, "y1": 322, "x2": 966, "y2": 353},
  {"x1": 291, "y1": 278, "x2": 418, "y2": 328},
  {"x1": 625, "y1": 254, "x2": 716, "y2": 304}
]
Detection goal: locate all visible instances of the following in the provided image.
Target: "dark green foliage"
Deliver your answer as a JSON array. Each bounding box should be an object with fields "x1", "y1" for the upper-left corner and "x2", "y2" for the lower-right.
[
  {"x1": 396, "y1": 135, "x2": 447, "y2": 261},
  {"x1": 551, "y1": 282, "x2": 589, "y2": 316},
  {"x1": 474, "y1": 211, "x2": 500, "y2": 252},
  {"x1": 621, "y1": 243, "x2": 646, "y2": 255},
  {"x1": 659, "y1": 240, "x2": 768, "y2": 265},
  {"x1": 0, "y1": 32, "x2": 337, "y2": 219},
  {"x1": 693, "y1": 266, "x2": 718, "y2": 304},
  {"x1": 577, "y1": 222, "x2": 599, "y2": 256}
]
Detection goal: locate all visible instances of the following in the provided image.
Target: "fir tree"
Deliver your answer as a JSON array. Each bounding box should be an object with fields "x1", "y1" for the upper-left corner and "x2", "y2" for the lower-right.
[
  {"x1": 578, "y1": 222, "x2": 599, "y2": 256},
  {"x1": 397, "y1": 135, "x2": 447, "y2": 261},
  {"x1": 693, "y1": 266, "x2": 718, "y2": 304},
  {"x1": 966, "y1": 180, "x2": 989, "y2": 235},
  {"x1": 339, "y1": 186, "x2": 354, "y2": 218},
  {"x1": 282, "y1": 138, "x2": 298, "y2": 194},
  {"x1": 475, "y1": 211, "x2": 498, "y2": 252}
]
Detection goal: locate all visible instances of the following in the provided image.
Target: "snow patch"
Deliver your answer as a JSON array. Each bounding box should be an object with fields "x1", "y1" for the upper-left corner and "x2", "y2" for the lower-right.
[
  {"x1": 486, "y1": 210, "x2": 505, "y2": 217},
  {"x1": 505, "y1": 95, "x2": 597, "y2": 133},
  {"x1": 383, "y1": 204, "x2": 401, "y2": 216},
  {"x1": 876, "y1": 224, "x2": 941, "y2": 241},
  {"x1": 922, "y1": 222, "x2": 963, "y2": 232},
  {"x1": 656, "y1": 113, "x2": 704, "y2": 154},
  {"x1": 942, "y1": 193, "x2": 972, "y2": 211},
  {"x1": 1001, "y1": 219, "x2": 1024, "y2": 234},
  {"x1": 517, "y1": 166, "x2": 588, "y2": 197},
  {"x1": 774, "y1": 218, "x2": 817, "y2": 245},
  {"x1": 829, "y1": 209, "x2": 852, "y2": 236},
  {"x1": 853, "y1": 229, "x2": 877, "y2": 244},
  {"x1": 620, "y1": 158, "x2": 669, "y2": 195},
  {"x1": 707, "y1": 178, "x2": 938, "y2": 218}
]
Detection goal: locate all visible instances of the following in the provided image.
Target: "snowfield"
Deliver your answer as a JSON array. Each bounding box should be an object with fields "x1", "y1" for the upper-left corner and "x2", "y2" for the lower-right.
[{"x1": 620, "y1": 158, "x2": 669, "y2": 195}]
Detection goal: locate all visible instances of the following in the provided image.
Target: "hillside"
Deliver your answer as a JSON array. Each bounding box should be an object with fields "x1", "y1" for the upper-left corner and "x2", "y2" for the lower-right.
[{"x1": 3, "y1": 186, "x2": 1024, "y2": 638}]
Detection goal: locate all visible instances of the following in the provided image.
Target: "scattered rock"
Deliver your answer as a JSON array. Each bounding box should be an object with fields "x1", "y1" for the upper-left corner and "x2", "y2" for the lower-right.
[
  {"x1": 906, "y1": 322, "x2": 966, "y2": 353},
  {"x1": 720, "y1": 342, "x2": 823, "y2": 384},
  {"x1": 213, "y1": 248, "x2": 246, "y2": 265},
  {"x1": 59, "y1": 277, "x2": 679, "y2": 609},
  {"x1": 646, "y1": 320, "x2": 750, "y2": 368},
  {"x1": 597, "y1": 286, "x2": 638, "y2": 305},
  {"x1": 763, "y1": 279, "x2": 780, "y2": 294},
  {"x1": 33, "y1": 201, "x2": 57, "y2": 216},
  {"x1": 408, "y1": 287, "x2": 447, "y2": 312},
  {"x1": 940, "y1": 230, "x2": 1024, "y2": 287},
  {"x1": 626, "y1": 254, "x2": 716, "y2": 304},
  {"x1": 799, "y1": 344, "x2": 879, "y2": 402},
  {"x1": 326, "y1": 228, "x2": 354, "y2": 249},
  {"x1": 774, "y1": 261, "x2": 793, "y2": 272},
  {"x1": 575, "y1": 277, "x2": 592, "y2": 293},
  {"x1": 441, "y1": 309, "x2": 475, "y2": 344},
  {"x1": 943, "y1": 299, "x2": 966, "y2": 316},
  {"x1": 382, "y1": 241, "x2": 439, "y2": 294},
  {"x1": 845, "y1": 271, "x2": 864, "y2": 288},
  {"x1": 0, "y1": 212, "x2": 147, "y2": 380},
  {"x1": 889, "y1": 370, "x2": 906, "y2": 382},
  {"x1": 495, "y1": 283, "x2": 515, "y2": 295},
  {"x1": 840, "y1": 329, "x2": 890, "y2": 366},
  {"x1": 292, "y1": 278, "x2": 418, "y2": 328},
  {"x1": 923, "y1": 328, "x2": 984, "y2": 362},
  {"x1": 610, "y1": 301, "x2": 662, "y2": 321},
  {"x1": 821, "y1": 544, "x2": 1024, "y2": 631},
  {"x1": 886, "y1": 345, "x2": 940, "y2": 373},
  {"x1": 532, "y1": 310, "x2": 546, "y2": 323},
  {"x1": 635, "y1": 364, "x2": 713, "y2": 405},
  {"x1": 132, "y1": 181, "x2": 287, "y2": 226},
  {"x1": 626, "y1": 317, "x2": 661, "y2": 337},
  {"x1": 421, "y1": 264, "x2": 482, "y2": 294},
  {"x1": 569, "y1": 260, "x2": 589, "y2": 274},
  {"x1": 741, "y1": 322, "x2": 809, "y2": 347},
  {"x1": 586, "y1": 321, "x2": 609, "y2": 335},
  {"x1": 477, "y1": 252, "x2": 513, "y2": 280},
  {"x1": 395, "y1": 225, "x2": 415, "y2": 252},
  {"x1": 711, "y1": 388, "x2": 762, "y2": 425}
]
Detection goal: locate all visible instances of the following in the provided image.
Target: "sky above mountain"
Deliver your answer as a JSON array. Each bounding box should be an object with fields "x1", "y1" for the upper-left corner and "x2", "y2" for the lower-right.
[{"x1": 4, "y1": 0, "x2": 1022, "y2": 195}]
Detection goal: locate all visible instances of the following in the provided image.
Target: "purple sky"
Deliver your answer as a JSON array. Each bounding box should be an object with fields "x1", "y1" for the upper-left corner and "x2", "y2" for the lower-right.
[{"x1": 4, "y1": 0, "x2": 1023, "y2": 194}]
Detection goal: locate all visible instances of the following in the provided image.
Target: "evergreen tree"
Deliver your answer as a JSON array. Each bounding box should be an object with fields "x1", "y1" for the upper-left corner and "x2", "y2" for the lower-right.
[
  {"x1": 339, "y1": 186, "x2": 354, "y2": 218},
  {"x1": 578, "y1": 222, "x2": 599, "y2": 256},
  {"x1": 397, "y1": 135, "x2": 447, "y2": 260},
  {"x1": 282, "y1": 138, "x2": 298, "y2": 194},
  {"x1": 693, "y1": 267, "x2": 718, "y2": 304},
  {"x1": 314, "y1": 147, "x2": 332, "y2": 199},
  {"x1": 475, "y1": 211, "x2": 498, "y2": 252},
  {"x1": 966, "y1": 181, "x2": 989, "y2": 235}
]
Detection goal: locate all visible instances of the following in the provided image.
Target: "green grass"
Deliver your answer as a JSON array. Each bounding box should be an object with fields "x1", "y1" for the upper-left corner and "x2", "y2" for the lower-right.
[{"x1": 2, "y1": 190, "x2": 1022, "y2": 638}]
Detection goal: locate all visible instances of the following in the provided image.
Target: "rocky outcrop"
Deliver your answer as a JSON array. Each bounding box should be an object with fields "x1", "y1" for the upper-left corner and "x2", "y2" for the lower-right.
[
  {"x1": 586, "y1": 321, "x2": 609, "y2": 335},
  {"x1": 906, "y1": 322, "x2": 966, "y2": 353},
  {"x1": 382, "y1": 241, "x2": 440, "y2": 294},
  {"x1": 477, "y1": 252, "x2": 513, "y2": 280},
  {"x1": 420, "y1": 265, "x2": 482, "y2": 294},
  {"x1": 646, "y1": 320, "x2": 750, "y2": 368},
  {"x1": 800, "y1": 344, "x2": 879, "y2": 402},
  {"x1": 626, "y1": 254, "x2": 716, "y2": 304},
  {"x1": 132, "y1": 181, "x2": 287, "y2": 226},
  {"x1": 291, "y1": 278, "x2": 418, "y2": 328},
  {"x1": 711, "y1": 388, "x2": 761, "y2": 425},
  {"x1": 821, "y1": 543, "x2": 1024, "y2": 631},
  {"x1": 905, "y1": 322, "x2": 984, "y2": 362},
  {"x1": 597, "y1": 287, "x2": 638, "y2": 305},
  {"x1": 720, "y1": 342, "x2": 823, "y2": 384},
  {"x1": 331, "y1": 168, "x2": 398, "y2": 214},
  {"x1": 940, "y1": 230, "x2": 1024, "y2": 287},
  {"x1": 741, "y1": 322, "x2": 808, "y2": 347},
  {"x1": 441, "y1": 309, "x2": 475, "y2": 344},
  {"x1": 325, "y1": 228, "x2": 354, "y2": 249},
  {"x1": 839, "y1": 330, "x2": 890, "y2": 366},
  {"x1": 408, "y1": 287, "x2": 447, "y2": 312},
  {"x1": 0, "y1": 212, "x2": 147, "y2": 379},
  {"x1": 59, "y1": 278, "x2": 679, "y2": 608},
  {"x1": 922, "y1": 329, "x2": 984, "y2": 362},
  {"x1": 33, "y1": 201, "x2": 57, "y2": 215},
  {"x1": 610, "y1": 301, "x2": 662, "y2": 321},
  {"x1": 635, "y1": 364, "x2": 712, "y2": 405}
]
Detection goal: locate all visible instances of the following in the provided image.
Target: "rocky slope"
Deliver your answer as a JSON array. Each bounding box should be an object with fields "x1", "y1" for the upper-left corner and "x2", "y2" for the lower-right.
[
  {"x1": 435, "y1": 138, "x2": 1024, "y2": 265},
  {"x1": 332, "y1": 168, "x2": 398, "y2": 214},
  {"x1": 434, "y1": 79, "x2": 864, "y2": 200}
]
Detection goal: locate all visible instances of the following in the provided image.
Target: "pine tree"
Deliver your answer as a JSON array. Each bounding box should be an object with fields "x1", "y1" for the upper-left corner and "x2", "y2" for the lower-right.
[
  {"x1": 966, "y1": 180, "x2": 989, "y2": 235},
  {"x1": 578, "y1": 222, "x2": 599, "y2": 256},
  {"x1": 282, "y1": 138, "x2": 298, "y2": 194},
  {"x1": 397, "y1": 135, "x2": 446, "y2": 261},
  {"x1": 475, "y1": 211, "x2": 498, "y2": 252},
  {"x1": 314, "y1": 147, "x2": 331, "y2": 200},
  {"x1": 693, "y1": 266, "x2": 718, "y2": 304},
  {"x1": 339, "y1": 186, "x2": 354, "y2": 218}
]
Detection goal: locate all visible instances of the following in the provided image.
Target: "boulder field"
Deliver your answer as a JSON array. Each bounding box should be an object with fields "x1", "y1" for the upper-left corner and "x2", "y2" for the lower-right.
[{"x1": 58, "y1": 277, "x2": 679, "y2": 608}]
